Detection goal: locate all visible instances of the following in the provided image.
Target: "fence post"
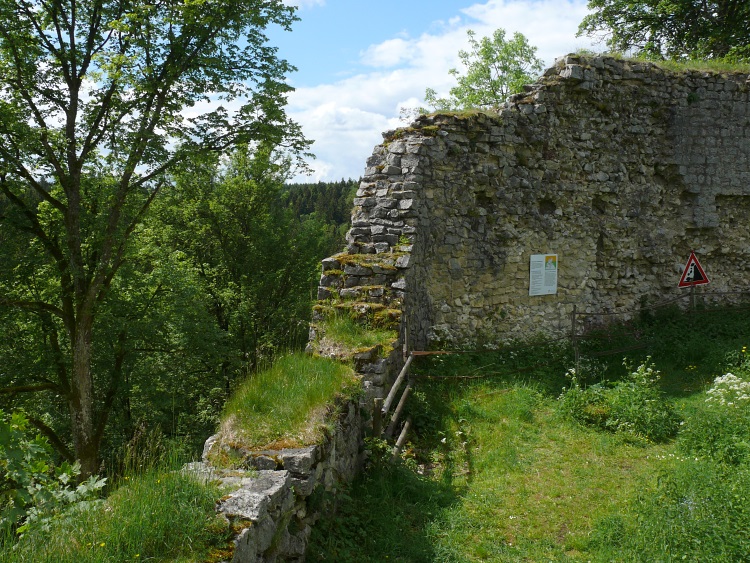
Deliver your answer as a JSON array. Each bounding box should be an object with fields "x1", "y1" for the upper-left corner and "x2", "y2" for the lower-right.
[
  {"x1": 391, "y1": 417, "x2": 412, "y2": 463},
  {"x1": 372, "y1": 397, "x2": 383, "y2": 437},
  {"x1": 385, "y1": 381, "x2": 412, "y2": 438},
  {"x1": 382, "y1": 354, "x2": 413, "y2": 418},
  {"x1": 571, "y1": 304, "x2": 580, "y2": 374}
]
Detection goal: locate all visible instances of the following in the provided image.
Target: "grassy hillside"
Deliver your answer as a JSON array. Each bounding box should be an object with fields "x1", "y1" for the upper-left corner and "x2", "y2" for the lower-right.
[{"x1": 309, "y1": 304, "x2": 750, "y2": 562}]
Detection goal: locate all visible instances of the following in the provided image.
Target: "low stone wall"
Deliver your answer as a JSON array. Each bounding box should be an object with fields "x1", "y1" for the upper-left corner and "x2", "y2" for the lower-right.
[{"x1": 192, "y1": 399, "x2": 362, "y2": 562}]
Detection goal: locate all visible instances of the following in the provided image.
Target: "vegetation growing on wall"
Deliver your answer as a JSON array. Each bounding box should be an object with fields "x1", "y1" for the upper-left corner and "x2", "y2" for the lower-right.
[{"x1": 215, "y1": 353, "x2": 358, "y2": 453}]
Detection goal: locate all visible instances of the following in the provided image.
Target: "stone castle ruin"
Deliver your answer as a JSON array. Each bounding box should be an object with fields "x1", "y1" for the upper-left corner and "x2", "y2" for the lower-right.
[
  {"x1": 209, "y1": 55, "x2": 750, "y2": 561},
  {"x1": 317, "y1": 54, "x2": 750, "y2": 355}
]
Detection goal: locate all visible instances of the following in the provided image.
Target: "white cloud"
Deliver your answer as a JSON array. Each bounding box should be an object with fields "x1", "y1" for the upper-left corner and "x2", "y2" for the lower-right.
[
  {"x1": 282, "y1": 0, "x2": 325, "y2": 8},
  {"x1": 360, "y1": 38, "x2": 413, "y2": 68},
  {"x1": 461, "y1": 0, "x2": 595, "y2": 65},
  {"x1": 288, "y1": 0, "x2": 597, "y2": 182}
]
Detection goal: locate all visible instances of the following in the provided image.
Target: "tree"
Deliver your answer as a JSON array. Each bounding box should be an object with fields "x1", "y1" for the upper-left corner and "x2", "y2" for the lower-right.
[
  {"x1": 424, "y1": 29, "x2": 544, "y2": 111},
  {"x1": 578, "y1": 0, "x2": 750, "y2": 61},
  {"x1": 0, "y1": 0, "x2": 309, "y2": 477},
  {"x1": 155, "y1": 145, "x2": 336, "y2": 381}
]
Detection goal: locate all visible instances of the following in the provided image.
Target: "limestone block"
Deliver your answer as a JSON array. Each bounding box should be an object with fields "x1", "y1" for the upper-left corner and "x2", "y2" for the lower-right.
[
  {"x1": 280, "y1": 446, "x2": 319, "y2": 477},
  {"x1": 319, "y1": 274, "x2": 341, "y2": 288},
  {"x1": 344, "y1": 264, "x2": 373, "y2": 276},
  {"x1": 232, "y1": 518, "x2": 276, "y2": 563},
  {"x1": 353, "y1": 197, "x2": 376, "y2": 208},
  {"x1": 218, "y1": 471, "x2": 291, "y2": 521},
  {"x1": 290, "y1": 474, "x2": 317, "y2": 497}
]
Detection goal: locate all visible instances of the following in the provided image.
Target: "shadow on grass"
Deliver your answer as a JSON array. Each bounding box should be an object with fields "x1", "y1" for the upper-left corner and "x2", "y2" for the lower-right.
[{"x1": 306, "y1": 462, "x2": 460, "y2": 563}]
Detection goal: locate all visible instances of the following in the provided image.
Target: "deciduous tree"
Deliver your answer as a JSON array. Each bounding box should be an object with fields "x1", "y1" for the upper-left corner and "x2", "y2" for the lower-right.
[
  {"x1": 155, "y1": 144, "x2": 336, "y2": 383},
  {"x1": 0, "y1": 0, "x2": 308, "y2": 476},
  {"x1": 578, "y1": 0, "x2": 750, "y2": 61},
  {"x1": 424, "y1": 29, "x2": 544, "y2": 111}
]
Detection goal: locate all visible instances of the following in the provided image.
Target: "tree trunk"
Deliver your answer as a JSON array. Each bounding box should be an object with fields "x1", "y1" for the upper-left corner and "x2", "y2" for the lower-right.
[{"x1": 69, "y1": 313, "x2": 99, "y2": 478}]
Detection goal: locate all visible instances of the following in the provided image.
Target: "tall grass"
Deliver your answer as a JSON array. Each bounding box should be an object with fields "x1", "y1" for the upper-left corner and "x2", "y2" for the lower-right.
[
  {"x1": 218, "y1": 352, "x2": 358, "y2": 449},
  {"x1": 318, "y1": 313, "x2": 397, "y2": 351},
  {"x1": 0, "y1": 458, "x2": 229, "y2": 562}
]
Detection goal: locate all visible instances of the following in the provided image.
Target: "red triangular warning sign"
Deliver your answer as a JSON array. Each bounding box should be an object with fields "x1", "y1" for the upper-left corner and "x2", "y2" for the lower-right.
[{"x1": 678, "y1": 251, "x2": 710, "y2": 287}]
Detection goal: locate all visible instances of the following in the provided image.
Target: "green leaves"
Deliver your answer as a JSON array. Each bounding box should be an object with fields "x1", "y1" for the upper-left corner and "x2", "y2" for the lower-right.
[
  {"x1": 0, "y1": 410, "x2": 106, "y2": 538},
  {"x1": 425, "y1": 28, "x2": 544, "y2": 111},
  {"x1": 558, "y1": 359, "x2": 681, "y2": 442},
  {"x1": 578, "y1": 0, "x2": 750, "y2": 61},
  {"x1": 0, "y1": 0, "x2": 309, "y2": 476}
]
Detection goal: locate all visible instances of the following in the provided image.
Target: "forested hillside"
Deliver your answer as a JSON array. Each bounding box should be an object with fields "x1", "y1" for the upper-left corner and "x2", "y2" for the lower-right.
[{"x1": 283, "y1": 178, "x2": 357, "y2": 230}]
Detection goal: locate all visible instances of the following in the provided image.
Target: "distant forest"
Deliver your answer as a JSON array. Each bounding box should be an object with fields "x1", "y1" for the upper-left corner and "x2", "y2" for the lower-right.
[{"x1": 283, "y1": 178, "x2": 358, "y2": 228}]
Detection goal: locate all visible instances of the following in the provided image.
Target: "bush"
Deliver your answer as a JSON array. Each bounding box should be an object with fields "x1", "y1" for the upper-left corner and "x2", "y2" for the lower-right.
[
  {"x1": 0, "y1": 411, "x2": 106, "y2": 540},
  {"x1": 678, "y1": 371, "x2": 750, "y2": 465},
  {"x1": 558, "y1": 359, "x2": 681, "y2": 442}
]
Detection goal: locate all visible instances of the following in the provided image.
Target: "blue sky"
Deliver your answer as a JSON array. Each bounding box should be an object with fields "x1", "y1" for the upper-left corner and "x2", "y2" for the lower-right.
[
  {"x1": 275, "y1": 0, "x2": 600, "y2": 182},
  {"x1": 272, "y1": 1, "x2": 478, "y2": 87}
]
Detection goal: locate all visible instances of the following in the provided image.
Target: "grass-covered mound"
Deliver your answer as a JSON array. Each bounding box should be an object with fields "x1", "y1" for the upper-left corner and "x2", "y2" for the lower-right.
[{"x1": 216, "y1": 352, "x2": 359, "y2": 451}]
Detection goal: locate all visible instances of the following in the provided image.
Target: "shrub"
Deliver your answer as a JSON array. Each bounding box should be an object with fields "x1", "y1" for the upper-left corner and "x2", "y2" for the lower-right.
[
  {"x1": 557, "y1": 369, "x2": 611, "y2": 427},
  {"x1": 0, "y1": 410, "x2": 106, "y2": 540},
  {"x1": 558, "y1": 360, "x2": 681, "y2": 442},
  {"x1": 678, "y1": 371, "x2": 750, "y2": 464}
]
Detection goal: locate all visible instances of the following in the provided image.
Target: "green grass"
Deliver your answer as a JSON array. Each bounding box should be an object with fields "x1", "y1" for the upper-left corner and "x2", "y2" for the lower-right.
[
  {"x1": 427, "y1": 384, "x2": 674, "y2": 562},
  {"x1": 310, "y1": 303, "x2": 750, "y2": 562},
  {"x1": 319, "y1": 313, "x2": 397, "y2": 351},
  {"x1": 574, "y1": 49, "x2": 750, "y2": 74},
  {"x1": 218, "y1": 352, "x2": 358, "y2": 449},
  {"x1": 0, "y1": 465, "x2": 229, "y2": 563}
]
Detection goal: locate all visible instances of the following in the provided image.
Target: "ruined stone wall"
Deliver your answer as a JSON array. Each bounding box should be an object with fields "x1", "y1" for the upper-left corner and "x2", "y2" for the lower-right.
[
  {"x1": 343, "y1": 55, "x2": 750, "y2": 349},
  {"x1": 190, "y1": 397, "x2": 363, "y2": 563}
]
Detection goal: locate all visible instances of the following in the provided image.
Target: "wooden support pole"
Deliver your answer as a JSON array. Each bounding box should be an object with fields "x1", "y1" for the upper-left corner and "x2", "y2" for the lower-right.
[
  {"x1": 372, "y1": 397, "x2": 383, "y2": 437},
  {"x1": 385, "y1": 381, "x2": 412, "y2": 438},
  {"x1": 391, "y1": 417, "x2": 412, "y2": 463},
  {"x1": 571, "y1": 304, "x2": 580, "y2": 374},
  {"x1": 382, "y1": 354, "x2": 413, "y2": 417}
]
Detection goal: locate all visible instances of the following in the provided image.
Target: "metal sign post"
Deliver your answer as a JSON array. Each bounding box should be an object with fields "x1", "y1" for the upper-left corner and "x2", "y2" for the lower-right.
[{"x1": 678, "y1": 251, "x2": 710, "y2": 311}]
